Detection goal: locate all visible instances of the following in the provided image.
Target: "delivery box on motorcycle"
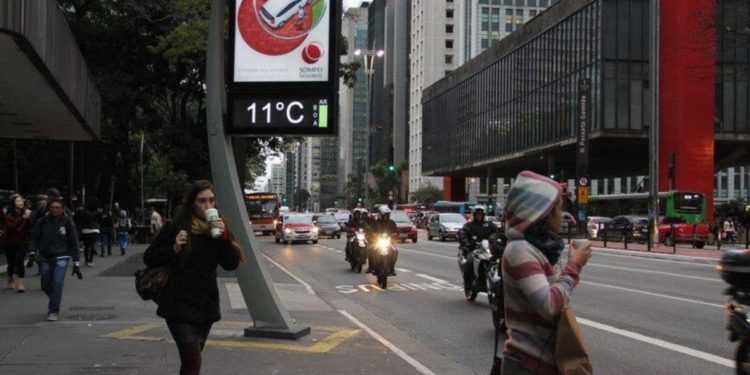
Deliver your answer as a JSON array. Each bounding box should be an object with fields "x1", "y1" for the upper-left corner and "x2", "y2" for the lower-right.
[{"x1": 719, "y1": 250, "x2": 750, "y2": 289}]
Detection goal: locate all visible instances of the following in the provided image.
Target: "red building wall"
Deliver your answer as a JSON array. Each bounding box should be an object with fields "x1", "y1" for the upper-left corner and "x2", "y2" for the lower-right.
[
  {"x1": 443, "y1": 177, "x2": 466, "y2": 202},
  {"x1": 659, "y1": 0, "x2": 716, "y2": 221}
]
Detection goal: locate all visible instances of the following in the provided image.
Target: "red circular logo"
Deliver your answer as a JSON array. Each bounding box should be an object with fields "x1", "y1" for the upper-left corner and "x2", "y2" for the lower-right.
[{"x1": 302, "y1": 43, "x2": 323, "y2": 64}]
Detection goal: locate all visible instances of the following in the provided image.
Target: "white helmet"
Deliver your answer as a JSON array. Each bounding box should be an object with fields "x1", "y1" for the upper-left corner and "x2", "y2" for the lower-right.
[
  {"x1": 379, "y1": 206, "x2": 391, "y2": 214},
  {"x1": 472, "y1": 204, "x2": 487, "y2": 214}
]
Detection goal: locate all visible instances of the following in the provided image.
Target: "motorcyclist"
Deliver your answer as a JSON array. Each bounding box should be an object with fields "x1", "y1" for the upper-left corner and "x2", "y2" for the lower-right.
[
  {"x1": 368, "y1": 206, "x2": 399, "y2": 275},
  {"x1": 457, "y1": 204, "x2": 502, "y2": 294},
  {"x1": 345, "y1": 209, "x2": 368, "y2": 262}
]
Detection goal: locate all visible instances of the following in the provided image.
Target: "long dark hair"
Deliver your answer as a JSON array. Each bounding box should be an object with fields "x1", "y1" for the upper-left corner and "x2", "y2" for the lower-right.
[
  {"x1": 5, "y1": 194, "x2": 24, "y2": 218},
  {"x1": 171, "y1": 180, "x2": 214, "y2": 231}
]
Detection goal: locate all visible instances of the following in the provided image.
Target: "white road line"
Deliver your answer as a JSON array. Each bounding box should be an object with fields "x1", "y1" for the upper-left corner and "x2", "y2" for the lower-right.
[
  {"x1": 261, "y1": 254, "x2": 315, "y2": 295},
  {"x1": 398, "y1": 247, "x2": 456, "y2": 260},
  {"x1": 415, "y1": 274, "x2": 449, "y2": 284},
  {"x1": 587, "y1": 263, "x2": 722, "y2": 282},
  {"x1": 589, "y1": 251, "x2": 717, "y2": 267},
  {"x1": 578, "y1": 318, "x2": 734, "y2": 368},
  {"x1": 582, "y1": 281, "x2": 724, "y2": 308},
  {"x1": 395, "y1": 268, "x2": 412, "y2": 273},
  {"x1": 338, "y1": 310, "x2": 437, "y2": 375}
]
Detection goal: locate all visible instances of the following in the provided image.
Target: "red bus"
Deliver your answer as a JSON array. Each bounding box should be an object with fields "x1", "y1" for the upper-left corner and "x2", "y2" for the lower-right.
[{"x1": 244, "y1": 193, "x2": 281, "y2": 235}]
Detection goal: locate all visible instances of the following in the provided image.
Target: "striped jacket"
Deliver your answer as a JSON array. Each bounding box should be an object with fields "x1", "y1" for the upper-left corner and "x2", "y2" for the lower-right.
[{"x1": 502, "y1": 239, "x2": 582, "y2": 375}]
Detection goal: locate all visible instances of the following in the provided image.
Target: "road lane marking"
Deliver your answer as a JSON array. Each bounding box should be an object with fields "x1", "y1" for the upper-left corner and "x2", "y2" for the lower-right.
[
  {"x1": 582, "y1": 281, "x2": 724, "y2": 308},
  {"x1": 335, "y1": 282, "x2": 462, "y2": 293},
  {"x1": 262, "y1": 254, "x2": 315, "y2": 295},
  {"x1": 416, "y1": 274, "x2": 449, "y2": 283},
  {"x1": 339, "y1": 310, "x2": 438, "y2": 375},
  {"x1": 398, "y1": 247, "x2": 456, "y2": 260},
  {"x1": 395, "y1": 268, "x2": 412, "y2": 273},
  {"x1": 588, "y1": 251, "x2": 717, "y2": 267},
  {"x1": 587, "y1": 263, "x2": 722, "y2": 282},
  {"x1": 103, "y1": 321, "x2": 360, "y2": 353},
  {"x1": 578, "y1": 318, "x2": 734, "y2": 368}
]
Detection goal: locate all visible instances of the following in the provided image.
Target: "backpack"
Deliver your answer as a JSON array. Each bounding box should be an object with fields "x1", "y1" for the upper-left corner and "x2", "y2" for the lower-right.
[{"x1": 117, "y1": 217, "x2": 131, "y2": 232}]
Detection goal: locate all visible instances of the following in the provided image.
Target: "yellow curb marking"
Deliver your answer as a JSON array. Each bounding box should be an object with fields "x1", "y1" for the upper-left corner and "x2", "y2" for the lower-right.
[{"x1": 101, "y1": 321, "x2": 360, "y2": 353}]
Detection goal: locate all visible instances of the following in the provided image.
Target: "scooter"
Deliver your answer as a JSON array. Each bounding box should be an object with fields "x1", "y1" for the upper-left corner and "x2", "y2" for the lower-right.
[{"x1": 347, "y1": 228, "x2": 368, "y2": 273}]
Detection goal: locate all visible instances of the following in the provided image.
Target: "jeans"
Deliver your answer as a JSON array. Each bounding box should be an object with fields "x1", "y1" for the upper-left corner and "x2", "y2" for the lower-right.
[
  {"x1": 39, "y1": 258, "x2": 69, "y2": 314},
  {"x1": 117, "y1": 232, "x2": 130, "y2": 251},
  {"x1": 100, "y1": 228, "x2": 115, "y2": 255},
  {"x1": 4, "y1": 243, "x2": 29, "y2": 278}
]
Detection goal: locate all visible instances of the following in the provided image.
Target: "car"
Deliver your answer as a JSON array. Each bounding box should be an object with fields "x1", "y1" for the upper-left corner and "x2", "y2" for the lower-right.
[
  {"x1": 312, "y1": 214, "x2": 341, "y2": 238},
  {"x1": 427, "y1": 213, "x2": 467, "y2": 241},
  {"x1": 658, "y1": 216, "x2": 709, "y2": 248},
  {"x1": 391, "y1": 211, "x2": 418, "y2": 243},
  {"x1": 418, "y1": 211, "x2": 439, "y2": 229},
  {"x1": 601, "y1": 215, "x2": 649, "y2": 243},
  {"x1": 275, "y1": 214, "x2": 319, "y2": 244},
  {"x1": 259, "y1": 0, "x2": 311, "y2": 29},
  {"x1": 486, "y1": 215, "x2": 503, "y2": 228},
  {"x1": 586, "y1": 216, "x2": 612, "y2": 239},
  {"x1": 560, "y1": 212, "x2": 578, "y2": 236},
  {"x1": 332, "y1": 211, "x2": 351, "y2": 231}
]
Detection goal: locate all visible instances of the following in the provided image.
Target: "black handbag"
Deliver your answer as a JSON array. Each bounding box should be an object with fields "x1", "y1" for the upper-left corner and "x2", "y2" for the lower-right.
[{"x1": 134, "y1": 265, "x2": 172, "y2": 301}]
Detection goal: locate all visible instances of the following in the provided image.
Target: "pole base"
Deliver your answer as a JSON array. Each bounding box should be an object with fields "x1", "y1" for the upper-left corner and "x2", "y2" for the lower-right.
[{"x1": 244, "y1": 325, "x2": 311, "y2": 340}]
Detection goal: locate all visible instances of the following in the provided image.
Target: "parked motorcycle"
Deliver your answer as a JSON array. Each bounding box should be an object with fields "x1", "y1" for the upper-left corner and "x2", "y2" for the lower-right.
[
  {"x1": 718, "y1": 249, "x2": 750, "y2": 374},
  {"x1": 374, "y1": 233, "x2": 395, "y2": 289},
  {"x1": 348, "y1": 228, "x2": 368, "y2": 273}
]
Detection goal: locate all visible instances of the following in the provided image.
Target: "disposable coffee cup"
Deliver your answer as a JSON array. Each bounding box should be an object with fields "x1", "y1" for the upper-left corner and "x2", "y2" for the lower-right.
[
  {"x1": 205, "y1": 208, "x2": 222, "y2": 238},
  {"x1": 572, "y1": 239, "x2": 589, "y2": 249}
]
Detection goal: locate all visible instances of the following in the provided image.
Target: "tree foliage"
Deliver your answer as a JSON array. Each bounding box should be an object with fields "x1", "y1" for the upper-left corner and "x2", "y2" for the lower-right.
[{"x1": 409, "y1": 183, "x2": 444, "y2": 207}]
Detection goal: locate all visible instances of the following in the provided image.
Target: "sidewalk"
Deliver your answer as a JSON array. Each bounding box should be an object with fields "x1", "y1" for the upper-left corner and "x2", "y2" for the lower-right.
[
  {"x1": 0, "y1": 244, "x2": 451, "y2": 375},
  {"x1": 577, "y1": 239, "x2": 743, "y2": 264}
]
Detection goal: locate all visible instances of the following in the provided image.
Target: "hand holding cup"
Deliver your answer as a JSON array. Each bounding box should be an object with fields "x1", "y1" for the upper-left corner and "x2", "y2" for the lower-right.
[
  {"x1": 569, "y1": 239, "x2": 592, "y2": 267},
  {"x1": 174, "y1": 230, "x2": 188, "y2": 252},
  {"x1": 204, "y1": 208, "x2": 223, "y2": 238}
]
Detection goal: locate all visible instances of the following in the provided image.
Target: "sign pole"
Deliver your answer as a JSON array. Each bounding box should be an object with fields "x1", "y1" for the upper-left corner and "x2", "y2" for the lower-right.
[{"x1": 576, "y1": 78, "x2": 592, "y2": 237}]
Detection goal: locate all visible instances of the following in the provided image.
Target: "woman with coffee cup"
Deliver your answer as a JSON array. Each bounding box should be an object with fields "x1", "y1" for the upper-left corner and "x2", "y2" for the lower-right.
[
  {"x1": 144, "y1": 180, "x2": 244, "y2": 375},
  {"x1": 500, "y1": 171, "x2": 592, "y2": 375}
]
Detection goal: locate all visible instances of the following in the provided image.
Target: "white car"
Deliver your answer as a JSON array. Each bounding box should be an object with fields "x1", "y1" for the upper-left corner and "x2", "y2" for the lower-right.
[
  {"x1": 275, "y1": 214, "x2": 319, "y2": 244},
  {"x1": 260, "y1": 0, "x2": 312, "y2": 29}
]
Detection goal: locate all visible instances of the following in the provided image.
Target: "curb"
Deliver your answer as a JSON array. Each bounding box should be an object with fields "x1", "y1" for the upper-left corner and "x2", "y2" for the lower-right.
[{"x1": 590, "y1": 246, "x2": 721, "y2": 265}]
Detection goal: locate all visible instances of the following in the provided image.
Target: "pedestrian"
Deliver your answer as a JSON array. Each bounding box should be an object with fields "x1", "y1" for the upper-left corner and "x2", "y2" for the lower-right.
[
  {"x1": 99, "y1": 204, "x2": 116, "y2": 257},
  {"x1": 144, "y1": 180, "x2": 243, "y2": 375},
  {"x1": 724, "y1": 217, "x2": 737, "y2": 243},
  {"x1": 115, "y1": 209, "x2": 132, "y2": 255},
  {"x1": 31, "y1": 197, "x2": 82, "y2": 321},
  {"x1": 150, "y1": 206, "x2": 163, "y2": 236},
  {"x1": 501, "y1": 171, "x2": 592, "y2": 375},
  {"x1": 79, "y1": 197, "x2": 101, "y2": 266},
  {"x1": 2, "y1": 194, "x2": 33, "y2": 292}
]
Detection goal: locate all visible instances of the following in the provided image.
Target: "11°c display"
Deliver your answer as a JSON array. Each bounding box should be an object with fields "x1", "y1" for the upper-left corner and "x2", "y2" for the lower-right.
[{"x1": 228, "y1": 94, "x2": 335, "y2": 135}]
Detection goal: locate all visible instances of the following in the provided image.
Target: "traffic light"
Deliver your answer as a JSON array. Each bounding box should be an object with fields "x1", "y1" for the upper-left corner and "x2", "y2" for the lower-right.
[
  {"x1": 550, "y1": 173, "x2": 556, "y2": 180},
  {"x1": 388, "y1": 165, "x2": 395, "y2": 172},
  {"x1": 358, "y1": 197, "x2": 363, "y2": 202},
  {"x1": 334, "y1": 200, "x2": 338, "y2": 206}
]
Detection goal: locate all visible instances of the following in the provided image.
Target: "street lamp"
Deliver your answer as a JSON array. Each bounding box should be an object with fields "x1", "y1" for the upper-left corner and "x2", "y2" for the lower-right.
[{"x1": 354, "y1": 48, "x2": 384, "y2": 208}]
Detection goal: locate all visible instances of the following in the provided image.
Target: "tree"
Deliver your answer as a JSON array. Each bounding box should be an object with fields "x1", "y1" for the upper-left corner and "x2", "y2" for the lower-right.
[
  {"x1": 410, "y1": 183, "x2": 443, "y2": 207},
  {"x1": 369, "y1": 159, "x2": 399, "y2": 204},
  {"x1": 295, "y1": 189, "x2": 311, "y2": 211}
]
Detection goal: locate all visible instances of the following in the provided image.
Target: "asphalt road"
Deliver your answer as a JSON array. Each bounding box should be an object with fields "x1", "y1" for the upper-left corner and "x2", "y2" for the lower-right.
[{"x1": 256, "y1": 230, "x2": 734, "y2": 375}]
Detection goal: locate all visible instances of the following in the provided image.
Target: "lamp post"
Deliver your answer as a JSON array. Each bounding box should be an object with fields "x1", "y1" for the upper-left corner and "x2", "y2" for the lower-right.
[{"x1": 354, "y1": 48, "x2": 384, "y2": 208}]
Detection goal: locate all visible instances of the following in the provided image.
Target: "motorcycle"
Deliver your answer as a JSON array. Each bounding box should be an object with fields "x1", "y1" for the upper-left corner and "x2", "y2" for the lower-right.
[
  {"x1": 347, "y1": 228, "x2": 368, "y2": 273},
  {"x1": 718, "y1": 250, "x2": 750, "y2": 374},
  {"x1": 458, "y1": 236, "x2": 506, "y2": 331},
  {"x1": 374, "y1": 233, "x2": 395, "y2": 289}
]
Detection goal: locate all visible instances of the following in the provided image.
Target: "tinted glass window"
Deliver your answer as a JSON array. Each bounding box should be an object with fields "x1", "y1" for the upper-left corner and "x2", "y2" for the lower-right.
[
  {"x1": 316, "y1": 216, "x2": 337, "y2": 223},
  {"x1": 286, "y1": 215, "x2": 313, "y2": 224},
  {"x1": 391, "y1": 213, "x2": 411, "y2": 223},
  {"x1": 673, "y1": 193, "x2": 703, "y2": 212},
  {"x1": 441, "y1": 214, "x2": 467, "y2": 223}
]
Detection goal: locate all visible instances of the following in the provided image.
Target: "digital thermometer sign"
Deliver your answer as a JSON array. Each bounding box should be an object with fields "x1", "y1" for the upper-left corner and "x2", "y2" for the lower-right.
[{"x1": 227, "y1": 92, "x2": 336, "y2": 136}]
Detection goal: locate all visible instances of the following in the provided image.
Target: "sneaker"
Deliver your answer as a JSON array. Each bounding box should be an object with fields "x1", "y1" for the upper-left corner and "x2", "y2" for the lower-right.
[
  {"x1": 389, "y1": 271, "x2": 397, "y2": 276},
  {"x1": 47, "y1": 313, "x2": 59, "y2": 321}
]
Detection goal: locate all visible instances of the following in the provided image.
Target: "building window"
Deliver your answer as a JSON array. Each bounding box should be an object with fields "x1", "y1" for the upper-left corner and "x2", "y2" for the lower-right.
[
  {"x1": 528, "y1": 0, "x2": 537, "y2": 5},
  {"x1": 529, "y1": 9, "x2": 537, "y2": 17},
  {"x1": 516, "y1": 0, "x2": 524, "y2": 5},
  {"x1": 446, "y1": 9, "x2": 454, "y2": 18},
  {"x1": 504, "y1": 0, "x2": 513, "y2": 5},
  {"x1": 446, "y1": 24, "x2": 454, "y2": 33},
  {"x1": 445, "y1": 70, "x2": 453, "y2": 76},
  {"x1": 482, "y1": 39, "x2": 489, "y2": 48},
  {"x1": 446, "y1": 39, "x2": 454, "y2": 48},
  {"x1": 445, "y1": 55, "x2": 454, "y2": 64}
]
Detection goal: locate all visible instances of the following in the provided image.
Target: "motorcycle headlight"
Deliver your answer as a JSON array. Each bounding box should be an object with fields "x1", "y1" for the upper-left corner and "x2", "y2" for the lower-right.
[
  {"x1": 377, "y1": 238, "x2": 391, "y2": 249},
  {"x1": 356, "y1": 233, "x2": 366, "y2": 240},
  {"x1": 284, "y1": 228, "x2": 292, "y2": 234}
]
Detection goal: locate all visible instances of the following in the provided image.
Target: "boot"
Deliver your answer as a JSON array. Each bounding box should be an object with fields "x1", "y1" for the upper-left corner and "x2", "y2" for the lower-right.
[
  {"x1": 7, "y1": 276, "x2": 15, "y2": 289},
  {"x1": 16, "y1": 278, "x2": 25, "y2": 293}
]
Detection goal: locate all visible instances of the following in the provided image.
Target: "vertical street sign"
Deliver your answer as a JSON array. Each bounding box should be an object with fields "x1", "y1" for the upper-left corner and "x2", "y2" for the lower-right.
[{"x1": 576, "y1": 78, "x2": 592, "y2": 225}]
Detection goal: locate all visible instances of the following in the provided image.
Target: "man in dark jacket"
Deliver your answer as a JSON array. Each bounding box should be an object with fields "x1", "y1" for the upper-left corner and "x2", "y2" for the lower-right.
[
  {"x1": 368, "y1": 206, "x2": 399, "y2": 275},
  {"x1": 457, "y1": 204, "x2": 501, "y2": 294},
  {"x1": 31, "y1": 197, "x2": 82, "y2": 321}
]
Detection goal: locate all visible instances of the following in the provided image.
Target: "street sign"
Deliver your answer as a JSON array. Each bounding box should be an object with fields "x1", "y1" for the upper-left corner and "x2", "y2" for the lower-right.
[
  {"x1": 578, "y1": 177, "x2": 588, "y2": 187},
  {"x1": 577, "y1": 186, "x2": 589, "y2": 204}
]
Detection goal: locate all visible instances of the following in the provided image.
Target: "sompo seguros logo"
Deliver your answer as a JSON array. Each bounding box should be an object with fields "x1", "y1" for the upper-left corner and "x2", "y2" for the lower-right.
[{"x1": 302, "y1": 42, "x2": 324, "y2": 64}]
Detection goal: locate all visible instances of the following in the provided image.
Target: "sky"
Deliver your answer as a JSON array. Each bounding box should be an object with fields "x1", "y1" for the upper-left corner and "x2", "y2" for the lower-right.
[{"x1": 258, "y1": 0, "x2": 371, "y2": 191}]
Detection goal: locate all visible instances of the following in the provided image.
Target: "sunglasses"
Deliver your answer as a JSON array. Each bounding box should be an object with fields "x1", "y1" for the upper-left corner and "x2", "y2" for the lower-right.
[{"x1": 196, "y1": 197, "x2": 216, "y2": 204}]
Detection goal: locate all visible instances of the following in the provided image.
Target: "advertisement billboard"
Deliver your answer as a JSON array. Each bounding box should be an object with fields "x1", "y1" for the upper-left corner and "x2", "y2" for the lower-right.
[{"x1": 232, "y1": 0, "x2": 332, "y2": 84}]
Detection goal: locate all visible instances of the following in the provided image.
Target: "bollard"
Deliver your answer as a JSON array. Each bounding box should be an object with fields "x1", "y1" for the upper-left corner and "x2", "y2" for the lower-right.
[
  {"x1": 692, "y1": 224, "x2": 696, "y2": 249},
  {"x1": 671, "y1": 223, "x2": 676, "y2": 254},
  {"x1": 624, "y1": 225, "x2": 629, "y2": 250},
  {"x1": 602, "y1": 223, "x2": 607, "y2": 247},
  {"x1": 746, "y1": 226, "x2": 749, "y2": 249}
]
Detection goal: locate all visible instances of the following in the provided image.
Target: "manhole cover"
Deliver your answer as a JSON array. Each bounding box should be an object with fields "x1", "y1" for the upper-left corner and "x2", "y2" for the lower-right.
[{"x1": 66, "y1": 314, "x2": 117, "y2": 321}]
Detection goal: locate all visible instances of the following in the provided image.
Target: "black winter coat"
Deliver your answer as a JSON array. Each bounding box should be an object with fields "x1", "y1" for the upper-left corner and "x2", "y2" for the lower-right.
[{"x1": 144, "y1": 221, "x2": 240, "y2": 324}]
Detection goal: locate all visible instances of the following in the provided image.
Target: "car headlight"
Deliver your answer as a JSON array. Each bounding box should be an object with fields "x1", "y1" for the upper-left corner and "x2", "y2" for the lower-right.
[
  {"x1": 311, "y1": 227, "x2": 319, "y2": 233},
  {"x1": 273, "y1": 220, "x2": 277, "y2": 226},
  {"x1": 284, "y1": 228, "x2": 292, "y2": 234}
]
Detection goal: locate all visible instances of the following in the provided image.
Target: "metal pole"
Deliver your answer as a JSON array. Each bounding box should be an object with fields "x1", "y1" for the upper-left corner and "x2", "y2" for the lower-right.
[
  {"x1": 69, "y1": 142, "x2": 74, "y2": 205},
  {"x1": 648, "y1": 0, "x2": 660, "y2": 250},
  {"x1": 140, "y1": 132, "x2": 145, "y2": 225},
  {"x1": 363, "y1": 54, "x2": 372, "y2": 208}
]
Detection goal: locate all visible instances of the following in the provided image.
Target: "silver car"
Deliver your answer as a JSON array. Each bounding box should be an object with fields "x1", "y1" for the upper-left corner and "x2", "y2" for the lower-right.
[
  {"x1": 586, "y1": 216, "x2": 612, "y2": 239},
  {"x1": 427, "y1": 213, "x2": 467, "y2": 241}
]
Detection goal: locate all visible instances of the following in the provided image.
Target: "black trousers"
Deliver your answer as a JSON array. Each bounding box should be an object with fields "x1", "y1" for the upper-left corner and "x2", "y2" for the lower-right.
[
  {"x1": 82, "y1": 233, "x2": 98, "y2": 263},
  {"x1": 4, "y1": 243, "x2": 28, "y2": 278}
]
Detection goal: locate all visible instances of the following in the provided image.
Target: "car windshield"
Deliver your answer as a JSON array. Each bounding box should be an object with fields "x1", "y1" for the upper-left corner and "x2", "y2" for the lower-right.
[
  {"x1": 286, "y1": 215, "x2": 313, "y2": 224},
  {"x1": 333, "y1": 213, "x2": 349, "y2": 222},
  {"x1": 245, "y1": 200, "x2": 277, "y2": 219},
  {"x1": 441, "y1": 214, "x2": 466, "y2": 224},
  {"x1": 662, "y1": 216, "x2": 687, "y2": 224},
  {"x1": 391, "y1": 213, "x2": 411, "y2": 223},
  {"x1": 316, "y1": 216, "x2": 337, "y2": 224}
]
